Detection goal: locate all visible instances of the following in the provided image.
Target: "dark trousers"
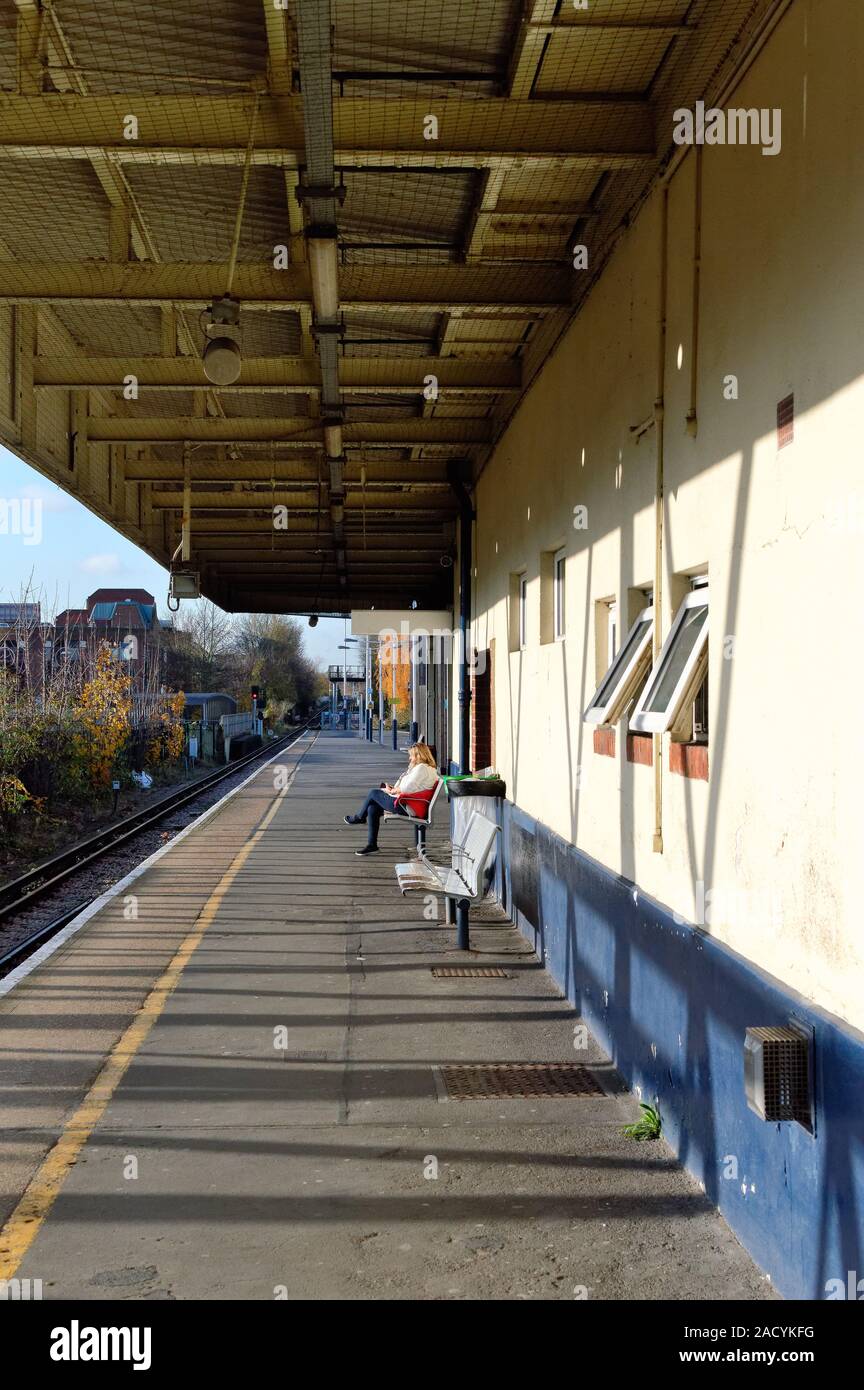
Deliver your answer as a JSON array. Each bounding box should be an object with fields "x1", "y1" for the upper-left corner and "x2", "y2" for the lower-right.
[{"x1": 356, "y1": 788, "x2": 407, "y2": 847}]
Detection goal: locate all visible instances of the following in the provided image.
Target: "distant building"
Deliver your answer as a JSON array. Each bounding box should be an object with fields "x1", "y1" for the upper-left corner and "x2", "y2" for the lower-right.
[
  {"x1": 0, "y1": 601, "x2": 42, "y2": 670},
  {"x1": 0, "y1": 602, "x2": 41, "y2": 627},
  {"x1": 49, "y1": 607, "x2": 87, "y2": 665},
  {"x1": 1, "y1": 591, "x2": 173, "y2": 676}
]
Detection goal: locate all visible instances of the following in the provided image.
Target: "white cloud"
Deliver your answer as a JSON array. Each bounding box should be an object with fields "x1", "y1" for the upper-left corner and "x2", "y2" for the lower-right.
[
  {"x1": 80, "y1": 552, "x2": 123, "y2": 575},
  {"x1": 17, "y1": 483, "x2": 74, "y2": 514}
]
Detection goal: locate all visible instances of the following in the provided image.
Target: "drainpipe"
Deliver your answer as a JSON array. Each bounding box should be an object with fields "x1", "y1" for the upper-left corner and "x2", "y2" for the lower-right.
[
  {"x1": 653, "y1": 186, "x2": 669, "y2": 855},
  {"x1": 391, "y1": 636, "x2": 398, "y2": 750},
  {"x1": 181, "y1": 444, "x2": 191, "y2": 562},
  {"x1": 409, "y1": 635, "x2": 419, "y2": 744},
  {"x1": 447, "y1": 461, "x2": 474, "y2": 776},
  {"x1": 448, "y1": 465, "x2": 475, "y2": 951},
  {"x1": 377, "y1": 638, "x2": 384, "y2": 743},
  {"x1": 685, "y1": 145, "x2": 702, "y2": 438}
]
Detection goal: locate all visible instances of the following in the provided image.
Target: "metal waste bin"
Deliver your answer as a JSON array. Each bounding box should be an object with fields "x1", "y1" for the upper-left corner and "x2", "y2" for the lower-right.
[{"x1": 445, "y1": 775, "x2": 506, "y2": 947}]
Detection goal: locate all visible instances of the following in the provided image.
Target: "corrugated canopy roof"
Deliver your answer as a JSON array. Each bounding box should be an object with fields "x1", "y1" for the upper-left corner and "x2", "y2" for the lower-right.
[{"x1": 0, "y1": 0, "x2": 784, "y2": 613}]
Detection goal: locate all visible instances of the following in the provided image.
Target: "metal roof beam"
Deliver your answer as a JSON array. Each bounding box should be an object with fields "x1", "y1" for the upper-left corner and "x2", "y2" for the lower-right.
[
  {"x1": 531, "y1": 17, "x2": 695, "y2": 34},
  {"x1": 0, "y1": 96, "x2": 655, "y2": 164},
  {"x1": 262, "y1": 0, "x2": 294, "y2": 97},
  {"x1": 0, "y1": 263, "x2": 569, "y2": 310},
  {"x1": 123, "y1": 460, "x2": 453, "y2": 483},
  {"x1": 33, "y1": 355, "x2": 520, "y2": 393},
  {"x1": 150, "y1": 491, "x2": 456, "y2": 511},
  {"x1": 88, "y1": 417, "x2": 491, "y2": 446}
]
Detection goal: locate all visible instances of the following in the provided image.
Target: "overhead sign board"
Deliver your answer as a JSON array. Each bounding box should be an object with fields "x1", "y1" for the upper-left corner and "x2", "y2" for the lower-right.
[{"x1": 350, "y1": 609, "x2": 453, "y2": 637}]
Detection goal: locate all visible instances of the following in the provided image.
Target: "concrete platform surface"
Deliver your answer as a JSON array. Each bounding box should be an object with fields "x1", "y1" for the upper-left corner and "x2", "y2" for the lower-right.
[{"x1": 0, "y1": 732, "x2": 774, "y2": 1301}]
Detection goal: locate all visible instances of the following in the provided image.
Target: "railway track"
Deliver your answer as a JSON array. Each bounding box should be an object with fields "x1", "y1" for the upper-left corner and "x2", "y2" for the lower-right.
[{"x1": 0, "y1": 724, "x2": 314, "y2": 976}]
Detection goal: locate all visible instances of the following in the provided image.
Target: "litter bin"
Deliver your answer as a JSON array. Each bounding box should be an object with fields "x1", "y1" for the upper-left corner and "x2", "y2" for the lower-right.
[{"x1": 444, "y1": 774, "x2": 506, "y2": 948}]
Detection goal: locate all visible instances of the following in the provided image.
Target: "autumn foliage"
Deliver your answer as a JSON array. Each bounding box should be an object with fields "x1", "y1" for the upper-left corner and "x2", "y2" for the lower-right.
[
  {"x1": 75, "y1": 645, "x2": 134, "y2": 787},
  {"x1": 377, "y1": 635, "x2": 411, "y2": 720},
  {"x1": 0, "y1": 634, "x2": 187, "y2": 833},
  {"x1": 149, "y1": 689, "x2": 186, "y2": 765}
]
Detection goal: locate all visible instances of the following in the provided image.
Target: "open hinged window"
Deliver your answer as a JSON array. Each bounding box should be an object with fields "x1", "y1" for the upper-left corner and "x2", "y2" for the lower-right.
[
  {"x1": 583, "y1": 605, "x2": 654, "y2": 726},
  {"x1": 630, "y1": 588, "x2": 709, "y2": 735}
]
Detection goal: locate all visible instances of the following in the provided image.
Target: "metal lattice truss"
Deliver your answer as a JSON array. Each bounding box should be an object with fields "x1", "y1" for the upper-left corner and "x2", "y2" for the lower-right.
[{"x1": 0, "y1": 0, "x2": 784, "y2": 613}]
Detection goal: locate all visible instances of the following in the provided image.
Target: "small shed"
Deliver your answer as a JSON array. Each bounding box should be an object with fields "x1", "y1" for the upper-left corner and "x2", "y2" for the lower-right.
[{"x1": 183, "y1": 692, "x2": 237, "y2": 723}]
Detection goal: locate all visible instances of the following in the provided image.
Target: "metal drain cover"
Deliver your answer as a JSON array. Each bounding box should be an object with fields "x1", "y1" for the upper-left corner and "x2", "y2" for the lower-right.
[
  {"x1": 439, "y1": 1063, "x2": 604, "y2": 1100},
  {"x1": 431, "y1": 967, "x2": 511, "y2": 979}
]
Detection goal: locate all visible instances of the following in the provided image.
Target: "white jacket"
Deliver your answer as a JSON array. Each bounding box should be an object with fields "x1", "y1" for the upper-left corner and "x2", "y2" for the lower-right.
[{"x1": 393, "y1": 763, "x2": 438, "y2": 795}]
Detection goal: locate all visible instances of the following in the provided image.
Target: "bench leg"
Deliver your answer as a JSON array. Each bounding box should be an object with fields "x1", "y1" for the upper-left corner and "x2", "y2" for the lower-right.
[
  {"x1": 456, "y1": 898, "x2": 471, "y2": 951},
  {"x1": 415, "y1": 823, "x2": 426, "y2": 852},
  {"x1": 445, "y1": 898, "x2": 456, "y2": 926}
]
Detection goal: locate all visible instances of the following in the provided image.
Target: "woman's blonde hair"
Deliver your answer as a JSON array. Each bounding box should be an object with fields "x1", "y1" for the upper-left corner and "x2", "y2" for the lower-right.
[{"x1": 408, "y1": 741, "x2": 437, "y2": 769}]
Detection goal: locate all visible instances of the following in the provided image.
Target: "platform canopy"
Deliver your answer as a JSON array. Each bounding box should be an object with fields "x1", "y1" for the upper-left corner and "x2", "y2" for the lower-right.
[{"x1": 0, "y1": 0, "x2": 780, "y2": 613}]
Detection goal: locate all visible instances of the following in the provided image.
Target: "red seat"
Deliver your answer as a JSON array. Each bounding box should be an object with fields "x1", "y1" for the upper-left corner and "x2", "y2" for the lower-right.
[
  {"x1": 394, "y1": 784, "x2": 436, "y2": 819},
  {"x1": 384, "y1": 776, "x2": 443, "y2": 851}
]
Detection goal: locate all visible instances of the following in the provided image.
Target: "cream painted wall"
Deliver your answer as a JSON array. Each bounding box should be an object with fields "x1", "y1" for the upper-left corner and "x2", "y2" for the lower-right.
[{"x1": 470, "y1": 0, "x2": 864, "y2": 1029}]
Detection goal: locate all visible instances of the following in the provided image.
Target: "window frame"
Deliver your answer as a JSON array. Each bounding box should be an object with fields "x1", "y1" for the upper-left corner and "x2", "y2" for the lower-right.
[
  {"x1": 691, "y1": 674, "x2": 709, "y2": 744},
  {"x1": 583, "y1": 604, "x2": 654, "y2": 727},
  {"x1": 630, "y1": 588, "x2": 709, "y2": 735},
  {"x1": 518, "y1": 573, "x2": 528, "y2": 650},
  {"x1": 553, "y1": 548, "x2": 566, "y2": 640}
]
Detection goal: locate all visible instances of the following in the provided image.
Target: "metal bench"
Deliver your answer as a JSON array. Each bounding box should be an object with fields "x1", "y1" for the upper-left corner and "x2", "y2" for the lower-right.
[
  {"x1": 382, "y1": 774, "x2": 444, "y2": 851},
  {"x1": 394, "y1": 811, "x2": 500, "y2": 947}
]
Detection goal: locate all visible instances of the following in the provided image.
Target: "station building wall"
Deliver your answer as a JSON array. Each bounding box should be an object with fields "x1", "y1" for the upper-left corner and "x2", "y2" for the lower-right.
[{"x1": 466, "y1": 0, "x2": 864, "y2": 1299}]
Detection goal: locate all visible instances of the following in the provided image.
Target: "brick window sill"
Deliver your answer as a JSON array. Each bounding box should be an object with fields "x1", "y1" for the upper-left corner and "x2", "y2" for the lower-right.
[
  {"x1": 669, "y1": 741, "x2": 709, "y2": 780},
  {"x1": 593, "y1": 727, "x2": 615, "y2": 757},
  {"x1": 626, "y1": 732, "x2": 653, "y2": 767}
]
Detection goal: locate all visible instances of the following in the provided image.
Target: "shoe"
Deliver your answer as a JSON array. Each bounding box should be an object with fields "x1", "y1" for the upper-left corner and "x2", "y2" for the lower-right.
[
  {"x1": 344, "y1": 814, "x2": 359, "y2": 824},
  {"x1": 355, "y1": 845, "x2": 379, "y2": 856}
]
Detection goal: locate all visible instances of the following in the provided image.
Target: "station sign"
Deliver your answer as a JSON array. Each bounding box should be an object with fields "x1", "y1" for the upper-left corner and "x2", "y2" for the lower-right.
[{"x1": 350, "y1": 609, "x2": 452, "y2": 637}]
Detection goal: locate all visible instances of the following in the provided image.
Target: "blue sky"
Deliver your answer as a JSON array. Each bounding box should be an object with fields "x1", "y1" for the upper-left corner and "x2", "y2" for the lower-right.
[{"x1": 0, "y1": 445, "x2": 345, "y2": 667}]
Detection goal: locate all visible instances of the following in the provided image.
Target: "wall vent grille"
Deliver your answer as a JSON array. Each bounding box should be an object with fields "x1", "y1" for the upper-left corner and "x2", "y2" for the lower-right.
[{"x1": 744, "y1": 1025, "x2": 810, "y2": 1122}]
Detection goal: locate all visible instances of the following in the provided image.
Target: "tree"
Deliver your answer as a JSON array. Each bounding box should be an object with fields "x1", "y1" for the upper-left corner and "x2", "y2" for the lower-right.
[
  {"x1": 233, "y1": 613, "x2": 319, "y2": 710},
  {"x1": 378, "y1": 634, "x2": 411, "y2": 721},
  {"x1": 74, "y1": 644, "x2": 133, "y2": 787},
  {"x1": 163, "y1": 600, "x2": 236, "y2": 692}
]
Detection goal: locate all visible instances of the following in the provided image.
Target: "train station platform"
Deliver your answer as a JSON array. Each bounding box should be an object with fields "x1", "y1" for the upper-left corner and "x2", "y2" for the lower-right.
[{"x1": 0, "y1": 733, "x2": 772, "y2": 1301}]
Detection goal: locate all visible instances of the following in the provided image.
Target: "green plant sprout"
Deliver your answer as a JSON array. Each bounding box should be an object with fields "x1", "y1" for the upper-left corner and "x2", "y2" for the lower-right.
[{"x1": 623, "y1": 1101, "x2": 662, "y2": 1141}]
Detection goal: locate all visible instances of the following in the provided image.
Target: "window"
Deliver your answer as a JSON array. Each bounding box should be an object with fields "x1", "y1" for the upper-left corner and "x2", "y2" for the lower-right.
[
  {"x1": 607, "y1": 601, "x2": 618, "y2": 663},
  {"x1": 518, "y1": 574, "x2": 528, "y2": 649},
  {"x1": 553, "y1": 549, "x2": 566, "y2": 639},
  {"x1": 689, "y1": 576, "x2": 709, "y2": 742},
  {"x1": 583, "y1": 605, "x2": 654, "y2": 726},
  {"x1": 471, "y1": 644, "x2": 494, "y2": 769},
  {"x1": 692, "y1": 675, "x2": 709, "y2": 743},
  {"x1": 630, "y1": 587, "x2": 709, "y2": 735}
]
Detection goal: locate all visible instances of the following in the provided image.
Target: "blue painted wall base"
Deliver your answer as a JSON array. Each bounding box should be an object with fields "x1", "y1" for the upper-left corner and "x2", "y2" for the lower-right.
[{"x1": 493, "y1": 798, "x2": 864, "y2": 1302}]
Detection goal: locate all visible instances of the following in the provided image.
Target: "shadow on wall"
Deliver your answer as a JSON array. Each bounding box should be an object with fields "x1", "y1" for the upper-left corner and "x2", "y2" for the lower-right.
[
  {"x1": 498, "y1": 800, "x2": 864, "y2": 1303},
  {"x1": 476, "y1": 90, "x2": 864, "y2": 1295}
]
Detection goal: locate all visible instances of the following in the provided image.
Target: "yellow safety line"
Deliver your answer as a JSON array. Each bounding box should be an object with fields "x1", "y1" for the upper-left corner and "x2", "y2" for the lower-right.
[{"x1": 0, "y1": 739, "x2": 312, "y2": 1280}]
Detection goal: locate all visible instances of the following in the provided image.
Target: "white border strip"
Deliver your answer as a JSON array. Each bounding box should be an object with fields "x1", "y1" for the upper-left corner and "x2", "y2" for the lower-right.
[{"x1": 0, "y1": 730, "x2": 315, "y2": 1001}]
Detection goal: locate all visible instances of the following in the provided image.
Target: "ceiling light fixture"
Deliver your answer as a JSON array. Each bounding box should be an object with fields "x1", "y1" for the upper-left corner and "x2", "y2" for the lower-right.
[
  {"x1": 202, "y1": 92, "x2": 260, "y2": 388},
  {"x1": 202, "y1": 295, "x2": 242, "y2": 385}
]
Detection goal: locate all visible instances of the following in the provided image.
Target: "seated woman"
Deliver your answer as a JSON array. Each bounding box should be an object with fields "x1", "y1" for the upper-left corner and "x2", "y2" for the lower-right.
[{"x1": 344, "y1": 741, "x2": 439, "y2": 855}]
